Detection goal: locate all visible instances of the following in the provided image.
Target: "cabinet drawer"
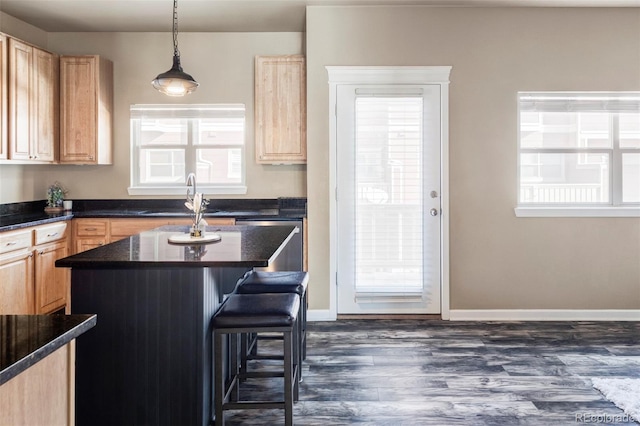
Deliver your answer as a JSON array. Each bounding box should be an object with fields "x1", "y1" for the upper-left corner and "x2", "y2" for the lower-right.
[
  {"x1": 110, "y1": 218, "x2": 168, "y2": 239},
  {"x1": 35, "y1": 222, "x2": 68, "y2": 245},
  {"x1": 0, "y1": 229, "x2": 32, "y2": 255},
  {"x1": 74, "y1": 220, "x2": 108, "y2": 237}
]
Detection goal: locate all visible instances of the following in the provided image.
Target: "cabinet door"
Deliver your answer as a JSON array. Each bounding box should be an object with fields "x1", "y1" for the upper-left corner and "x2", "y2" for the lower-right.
[
  {"x1": 35, "y1": 240, "x2": 69, "y2": 314},
  {"x1": 8, "y1": 38, "x2": 33, "y2": 161},
  {"x1": 75, "y1": 238, "x2": 107, "y2": 254},
  {"x1": 0, "y1": 34, "x2": 7, "y2": 160},
  {"x1": 32, "y1": 47, "x2": 58, "y2": 162},
  {"x1": 0, "y1": 250, "x2": 34, "y2": 314},
  {"x1": 60, "y1": 56, "x2": 97, "y2": 163},
  {"x1": 73, "y1": 219, "x2": 109, "y2": 254},
  {"x1": 60, "y1": 55, "x2": 113, "y2": 165},
  {"x1": 255, "y1": 55, "x2": 306, "y2": 164}
]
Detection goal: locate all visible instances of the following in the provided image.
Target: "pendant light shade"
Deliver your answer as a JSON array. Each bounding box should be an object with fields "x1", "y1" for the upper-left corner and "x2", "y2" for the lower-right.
[{"x1": 152, "y1": 0, "x2": 198, "y2": 96}]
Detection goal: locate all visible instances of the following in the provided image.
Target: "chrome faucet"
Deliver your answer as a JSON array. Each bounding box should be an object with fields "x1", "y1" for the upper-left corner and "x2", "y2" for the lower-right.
[{"x1": 186, "y1": 172, "x2": 197, "y2": 200}]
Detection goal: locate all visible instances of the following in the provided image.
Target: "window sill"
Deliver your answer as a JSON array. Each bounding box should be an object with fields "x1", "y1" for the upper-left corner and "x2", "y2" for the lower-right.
[
  {"x1": 127, "y1": 186, "x2": 248, "y2": 196},
  {"x1": 514, "y1": 206, "x2": 640, "y2": 218}
]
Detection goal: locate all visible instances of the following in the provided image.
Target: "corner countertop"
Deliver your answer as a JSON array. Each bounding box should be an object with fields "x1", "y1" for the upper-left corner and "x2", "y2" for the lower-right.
[
  {"x1": 0, "y1": 198, "x2": 306, "y2": 233},
  {"x1": 0, "y1": 314, "x2": 97, "y2": 386},
  {"x1": 55, "y1": 224, "x2": 297, "y2": 269}
]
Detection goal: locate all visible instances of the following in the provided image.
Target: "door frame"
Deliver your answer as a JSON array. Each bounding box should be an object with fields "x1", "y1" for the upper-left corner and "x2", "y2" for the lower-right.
[{"x1": 326, "y1": 66, "x2": 452, "y2": 320}]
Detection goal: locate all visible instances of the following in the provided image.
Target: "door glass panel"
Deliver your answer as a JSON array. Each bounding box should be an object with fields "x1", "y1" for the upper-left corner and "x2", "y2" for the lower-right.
[{"x1": 354, "y1": 97, "x2": 424, "y2": 294}]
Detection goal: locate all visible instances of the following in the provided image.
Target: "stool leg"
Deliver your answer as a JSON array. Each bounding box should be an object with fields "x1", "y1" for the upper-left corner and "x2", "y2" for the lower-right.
[
  {"x1": 284, "y1": 330, "x2": 294, "y2": 426},
  {"x1": 303, "y1": 291, "x2": 308, "y2": 360},
  {"x1": 296, "y1": 302, "x2": 303, "y2": 383},
  {"x1": 214, "y1": 332, "x2": 225, "y2": 426},
  {"x1": 230, "y1": 333, "x2": 239, "y2": 402},
  {"x1": 240, "y1": 332, "x2": 248, "y2": 381}
]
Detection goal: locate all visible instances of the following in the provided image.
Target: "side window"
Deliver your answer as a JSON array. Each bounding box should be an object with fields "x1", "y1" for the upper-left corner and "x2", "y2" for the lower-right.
[
  {"x1": 518, "y1": 92, "x2": 640, "y2": 207},
  {"x1": 129, "y1": 104, "x2": 246, "y2": 195}
]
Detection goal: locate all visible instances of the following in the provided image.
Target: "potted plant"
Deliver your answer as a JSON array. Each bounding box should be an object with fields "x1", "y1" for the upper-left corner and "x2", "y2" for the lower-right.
[{"x1": 45, "y1": 182, "x2": 67, "y2": 212}]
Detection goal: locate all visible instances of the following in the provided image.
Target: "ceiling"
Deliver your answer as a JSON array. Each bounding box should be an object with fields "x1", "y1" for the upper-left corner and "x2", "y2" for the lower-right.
[{"x1": 0, "y1": 0, "x2": 639, "y2": 33}]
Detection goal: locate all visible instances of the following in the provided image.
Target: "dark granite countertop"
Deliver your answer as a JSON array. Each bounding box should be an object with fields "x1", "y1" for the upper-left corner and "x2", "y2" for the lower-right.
[
  {"x1": 0, "y1": 211, "x2": 74, "y2": 232},
  {"x1": 0, "y1": 314, "x2": 97, "y2": 385},
  {"x1": 0, "y1": 198, "x2": 306, "y2": 232},
  {"x1": 56, "y1": 225, "x2": 298, "y2": 269}
]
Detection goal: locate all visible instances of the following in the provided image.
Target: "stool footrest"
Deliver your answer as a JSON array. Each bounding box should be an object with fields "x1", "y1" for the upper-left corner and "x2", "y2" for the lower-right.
[
  {"x1": 247, "y1": 354, "x2": 284, "y2": 361},
  {"x1": 224, "y1": 401, "x2": 285, "y2": 410}
]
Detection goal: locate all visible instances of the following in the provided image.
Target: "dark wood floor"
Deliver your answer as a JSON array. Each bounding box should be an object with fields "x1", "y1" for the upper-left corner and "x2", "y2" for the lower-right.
[{"x1": 222, "y1": 319, "x2": 640, "y2": 425}]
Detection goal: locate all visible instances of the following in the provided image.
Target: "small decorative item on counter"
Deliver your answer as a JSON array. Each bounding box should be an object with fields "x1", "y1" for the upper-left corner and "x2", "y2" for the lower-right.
[
  {"x1": 45, "y1": 182, "x2": 68, "y2": 213},
  {"x1": 185, "y1": 192, "x2": 209, "y2": 238}
]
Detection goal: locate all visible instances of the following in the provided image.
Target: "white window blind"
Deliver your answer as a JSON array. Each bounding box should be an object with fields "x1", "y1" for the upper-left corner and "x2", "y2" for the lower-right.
[
  {"x1": 129, "y1": 104, "x2": 246, "y2": 195},
  {"x1": 518, "y1": 92, "x2": 640, "y2": 206},
  {"x1": 353, "y1": 96, "x2": 424, "y2": 295}
]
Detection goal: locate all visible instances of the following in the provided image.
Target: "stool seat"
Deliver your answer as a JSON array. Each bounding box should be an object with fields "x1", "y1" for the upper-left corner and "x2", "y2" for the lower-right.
[
  {"x1": 213, "y1": 292, "x2": 300, "y2": 426},
  {"x1": 213, "y1": 293, "x2": 299, "y2": 328},
  {"x1": 235, "y1": 271, "x2": 309, "y2": 296}
]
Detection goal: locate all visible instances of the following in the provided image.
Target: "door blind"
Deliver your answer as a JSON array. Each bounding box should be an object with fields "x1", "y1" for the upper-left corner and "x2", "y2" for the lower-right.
[{"x1": 353, "y1": 96, "x2": 424, "y2": 295}]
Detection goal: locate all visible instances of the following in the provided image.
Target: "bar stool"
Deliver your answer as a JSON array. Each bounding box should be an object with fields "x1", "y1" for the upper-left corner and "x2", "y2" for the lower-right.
[
  {"x1": 213, "y1": 292, "x2": 300, "y2": 426},
  {"x1": 234, "y1": 271, "x2": 309, "y2": 379}
]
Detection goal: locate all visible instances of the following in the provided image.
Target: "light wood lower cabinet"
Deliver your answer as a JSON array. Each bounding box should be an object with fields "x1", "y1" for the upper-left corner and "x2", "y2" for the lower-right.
[
  {"x1": 35, "y1": 240, "x2": 69, "y2": 314},
  {"x1": 0, "y1": 221, "x2": 69, "y2": 315},
  {"x1": 73, "y1": 219, "x2": 108, "y2": 253},
  {"x1": 73, "y1": 217, "x2": 236, "y2": 253},
  {"x1": 0, "y1": 250, "x2": 34, "y2": 314},
  {"x1": 0, "y1": 343, "x2": 73, "y2": 426}
]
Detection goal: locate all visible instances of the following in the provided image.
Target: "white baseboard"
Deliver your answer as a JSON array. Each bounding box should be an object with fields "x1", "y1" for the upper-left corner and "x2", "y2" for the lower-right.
[
  {"x1": 449, "y1": 309, "x2": 640, "y2": 321},
  {"x1": 308, "y1": 309, "x2": 337, "y2": 322}
]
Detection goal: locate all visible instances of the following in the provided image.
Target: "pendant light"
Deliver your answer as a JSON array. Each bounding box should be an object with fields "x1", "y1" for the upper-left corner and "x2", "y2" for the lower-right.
[{"x1": 151, "y1": 0, "x2": 199, "y2": 96}]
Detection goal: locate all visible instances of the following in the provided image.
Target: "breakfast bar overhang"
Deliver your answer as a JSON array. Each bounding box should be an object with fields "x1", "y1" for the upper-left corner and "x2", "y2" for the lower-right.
[{"x1": 55, "y1": 224, "x2": 298, "y2": 426}]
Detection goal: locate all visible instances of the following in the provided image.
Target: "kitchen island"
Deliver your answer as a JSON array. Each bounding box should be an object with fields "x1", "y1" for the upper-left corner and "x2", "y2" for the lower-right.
[
  {"x1": 55, "y1": 224, "x2": 298, "y2": 426},
  {"x1": 0, "y1": 314, "x2": 96, "y2": 425}
]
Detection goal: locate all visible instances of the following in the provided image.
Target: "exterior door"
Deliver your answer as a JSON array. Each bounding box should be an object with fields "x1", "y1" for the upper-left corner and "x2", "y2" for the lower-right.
[{"x1": 336, "y1": 84, "x2": 442, "y2": 314}]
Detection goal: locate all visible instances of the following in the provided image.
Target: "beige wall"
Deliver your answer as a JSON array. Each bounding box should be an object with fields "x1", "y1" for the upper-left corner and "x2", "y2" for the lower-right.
[
  {"x1": 0, "y1": 22, "x2": 305, "y2": 203},
  {"x1": 306, "y1": 6, "x2": 640, "y2": 310},
  {"x1": 2, "y1": 7, "x2": 640, "y2": 312}
]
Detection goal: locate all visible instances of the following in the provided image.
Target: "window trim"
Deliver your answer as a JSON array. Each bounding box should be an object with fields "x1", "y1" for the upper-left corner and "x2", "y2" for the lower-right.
[
  {"x1": 128, "y1": 104, "x2": 247, "y2": 196},
  {"x1": 515, "y1": 92, "x2": 640, "y2": 217}
]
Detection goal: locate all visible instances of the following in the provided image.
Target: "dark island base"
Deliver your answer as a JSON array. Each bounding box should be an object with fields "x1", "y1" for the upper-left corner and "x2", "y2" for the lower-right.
[{"x1": 72, "y1": 266, "x2": 248, "y2": 426}]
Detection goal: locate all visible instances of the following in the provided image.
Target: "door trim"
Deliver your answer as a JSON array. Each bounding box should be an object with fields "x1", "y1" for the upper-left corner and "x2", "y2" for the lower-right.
[{"x1": 326, "y1": 66, "x2": 452, "y2": 320}]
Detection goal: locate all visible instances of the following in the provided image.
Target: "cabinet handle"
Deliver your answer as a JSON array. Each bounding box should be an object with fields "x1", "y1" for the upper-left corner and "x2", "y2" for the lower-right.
[
  {"x1": 5, "y1": 241, "x2": 17, "y2": 246},
  {"x1": 38, "y1": 250, "x2": 45, "y2": 255},
  {"x1": 47, "y1": 232, "x2": 59, "y2": 237},
  {"x1": 85, "y1": 228, "x2": 97, "y2": 231}
]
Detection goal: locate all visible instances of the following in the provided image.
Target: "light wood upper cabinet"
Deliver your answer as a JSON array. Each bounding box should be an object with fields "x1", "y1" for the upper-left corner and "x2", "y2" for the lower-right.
[
  {"x1": 33, "y1": 47, "x2": 59, "y2": 162},
  {"x1": 254, "y1": 55, "x2": 306, "y2": 164},
  {"x1": 7, "y1": 38, "x2": 58, "y2": 163},
  {"x1": 60, "y1": 55, "x2": 113, "y2": 165},
  {"x1": 0, "y1": 34, "x2": 7, "y2": 160}
]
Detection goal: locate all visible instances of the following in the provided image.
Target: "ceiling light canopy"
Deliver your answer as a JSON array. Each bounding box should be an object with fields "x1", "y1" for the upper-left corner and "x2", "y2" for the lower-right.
[{"x1": 151, "y1": 0, "x2": 198, "y2": 96}]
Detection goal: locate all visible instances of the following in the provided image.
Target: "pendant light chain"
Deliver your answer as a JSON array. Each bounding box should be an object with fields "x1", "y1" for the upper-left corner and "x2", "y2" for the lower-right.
[{"x1": 172, "y1": 0, "x2": 180, "y2": 57}]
